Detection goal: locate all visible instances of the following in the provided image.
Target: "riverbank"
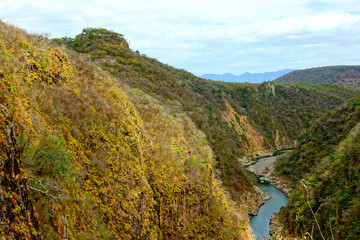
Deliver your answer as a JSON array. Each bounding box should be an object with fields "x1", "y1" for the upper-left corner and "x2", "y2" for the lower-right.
[
  {"x1": 246, "y1": 154, "x2": 292, "y2": 195},
  {"x1": 269, "y1": 214, "x2": 297, "y2": 240}
]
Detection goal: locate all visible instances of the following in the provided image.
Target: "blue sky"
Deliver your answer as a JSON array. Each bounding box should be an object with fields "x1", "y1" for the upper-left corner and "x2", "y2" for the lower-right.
[{"x1": 1, "y1": 0, "x2": 360, "y2": 76}]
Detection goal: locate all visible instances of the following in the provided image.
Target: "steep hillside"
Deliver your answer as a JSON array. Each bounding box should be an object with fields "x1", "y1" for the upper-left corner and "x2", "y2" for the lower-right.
[
  {"x1": 0, "y1": 22, "x2": 254, "y2": 239},
  {"x1": 57, "y1": 29, "x2": 359, "y2": 198},
  {"x1": 274, "y1": 96, "x2": 360, "y2": 239},
  {"x1": 274, "y1": 65, "x2": 360, "y2": 89},
  {"x1": 217, "y1": 81, "x2": 359, "y2": 149}
]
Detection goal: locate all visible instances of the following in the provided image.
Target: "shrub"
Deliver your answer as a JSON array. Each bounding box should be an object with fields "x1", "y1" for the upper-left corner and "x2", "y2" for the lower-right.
[{"x1": 28, "y1": 133, "x2": 70, "y2": 177}]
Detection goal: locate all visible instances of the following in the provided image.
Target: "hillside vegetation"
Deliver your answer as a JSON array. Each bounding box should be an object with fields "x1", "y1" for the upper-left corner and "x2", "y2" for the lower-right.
[
  {"x1": 0, "y1": 22, "x2": 254, "y2": 239},
  {"x1": 274, "y1": 96, "x2": 360, "y2": 239},
  {"x1": 1, "y1": 22, "x2": 359, "y2": 239},
  {"x1": 58, "y1": 28, "x2": 358, "y2": 196},
  {"x1": 274, "y1": 65, "x2": 360, "y2": 89}
]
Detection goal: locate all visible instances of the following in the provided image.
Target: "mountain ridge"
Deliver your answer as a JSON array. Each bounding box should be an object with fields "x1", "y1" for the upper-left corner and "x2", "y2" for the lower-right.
[
  {"x1": 274, "y1": 65, "x2": 360, "y2": 89},
  {"x1": 202, "y1": 69, "x2": 294, "y2": 82}
]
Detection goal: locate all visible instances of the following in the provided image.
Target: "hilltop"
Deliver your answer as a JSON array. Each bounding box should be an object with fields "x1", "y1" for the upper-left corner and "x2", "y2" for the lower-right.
[
  {"x1": 274, "y1": 65, "x2": 360, "y2": 89},
  {"x1": 0, "y1": 22, "x2": 359, "y2": 239}
]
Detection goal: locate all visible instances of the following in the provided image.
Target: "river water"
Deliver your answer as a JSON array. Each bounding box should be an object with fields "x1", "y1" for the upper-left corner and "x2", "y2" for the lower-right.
[{"x1": 250, "y1": 182, "x2": 288, "y2": 240}]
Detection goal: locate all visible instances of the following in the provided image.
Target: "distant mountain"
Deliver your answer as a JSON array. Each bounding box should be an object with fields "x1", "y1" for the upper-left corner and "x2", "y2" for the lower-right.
[
  {"x1": 202, "y1": 69, "x2": 294, "y2": 83},
  {"x1": 274, "y1": 65, "x2": 360, "y2": 89}
]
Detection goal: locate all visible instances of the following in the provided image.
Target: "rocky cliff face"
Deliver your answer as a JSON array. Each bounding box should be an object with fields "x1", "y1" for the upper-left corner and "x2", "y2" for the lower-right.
[
  {"x1": 0, "y1": 105, "x2": 42, "y2": 239},
  {"x1": 221, "y1": 99, "x2": 266, "y2": 154}
]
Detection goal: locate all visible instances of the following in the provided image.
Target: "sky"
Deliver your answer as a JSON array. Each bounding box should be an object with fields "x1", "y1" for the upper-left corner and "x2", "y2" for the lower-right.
[{"x1": 1, "y1": 0, "x2": 360, "y2": 76}]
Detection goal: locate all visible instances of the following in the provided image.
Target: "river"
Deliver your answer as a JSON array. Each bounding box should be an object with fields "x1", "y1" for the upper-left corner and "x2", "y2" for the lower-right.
[
  {"x1": 246, "y1": 155, "x2": 289, "y2": 239},
  {"x1": 250, "y1": 181, "x2": 288, "y2": 239}
]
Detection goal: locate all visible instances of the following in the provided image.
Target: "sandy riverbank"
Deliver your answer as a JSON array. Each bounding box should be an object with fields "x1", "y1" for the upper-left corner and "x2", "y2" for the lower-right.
[{"x1": 246, "y1": 155, "x2": 292, "y2": 195}]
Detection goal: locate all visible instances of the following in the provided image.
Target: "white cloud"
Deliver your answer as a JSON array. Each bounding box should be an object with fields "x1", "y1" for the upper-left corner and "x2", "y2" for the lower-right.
[{"x1": 1, "y1": 0, "x2": 360, "y2": 75}]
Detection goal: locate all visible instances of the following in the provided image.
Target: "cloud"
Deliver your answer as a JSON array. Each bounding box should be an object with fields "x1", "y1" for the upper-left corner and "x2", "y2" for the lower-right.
[{"x1": 1, "y1": 0, "x2": 360, "y2": 75}]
